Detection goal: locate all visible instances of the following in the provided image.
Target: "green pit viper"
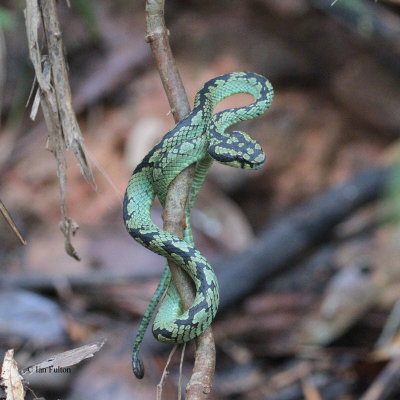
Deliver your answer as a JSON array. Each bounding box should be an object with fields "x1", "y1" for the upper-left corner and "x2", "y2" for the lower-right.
[{"x1": 123, "y1": 72, "x2": 274, "y2": 378}]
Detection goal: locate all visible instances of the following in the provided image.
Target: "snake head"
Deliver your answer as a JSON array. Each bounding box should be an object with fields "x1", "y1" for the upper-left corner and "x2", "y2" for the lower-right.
[
  {"x1": 132, "y1": 351, "x2": 145, "y2": 379},
  {"x1": 207, "y1": 130, "x2": 266, "y2": 169}
]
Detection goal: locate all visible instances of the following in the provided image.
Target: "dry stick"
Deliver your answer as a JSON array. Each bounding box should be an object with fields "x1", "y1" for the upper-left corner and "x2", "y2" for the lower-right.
[
  {"x1": 144, "y1": 0, "x2": 215, "y2": 398},
  {"x1": 178, "y1": 343, "x2": 187, "y2": 400},
  {"x1": 157, "y1": 344, "x2": 178, "y2": 400},
  {"x1": 25, "y1": 0, "x2": 95, "y2": 260},
  {"x1": 40, "y1": 0, "x2": 95, "y2": 185},
  {"x1": 0, "y1": 199, "x2": 27, "y2": 245}
]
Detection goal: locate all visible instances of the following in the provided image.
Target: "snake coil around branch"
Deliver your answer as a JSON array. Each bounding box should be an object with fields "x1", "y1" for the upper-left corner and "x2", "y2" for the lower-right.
[{"x1": 123, "y1": 71, "x2": 274, "y2": 378}]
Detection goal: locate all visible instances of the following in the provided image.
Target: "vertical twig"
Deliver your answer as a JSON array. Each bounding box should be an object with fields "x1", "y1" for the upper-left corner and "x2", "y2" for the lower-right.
[
  {"x1": 157, "y1": 344, "x2": 178, "y2": 400},
  {"x1": 178, "y1": 343, "x2": 186, "y2": 400},
  {"x1": 145, "y1": 0, "x2": 216, "y2": 398}
]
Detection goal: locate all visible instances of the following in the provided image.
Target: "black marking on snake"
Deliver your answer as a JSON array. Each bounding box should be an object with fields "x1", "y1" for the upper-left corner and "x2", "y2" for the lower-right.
[{"x1": 128, "y1": 226, "x2": 217, "y2": 341}]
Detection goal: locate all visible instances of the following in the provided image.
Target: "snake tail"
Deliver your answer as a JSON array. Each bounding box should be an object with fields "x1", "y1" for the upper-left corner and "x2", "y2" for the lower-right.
[{"x1": 132, "y1": 266, "x2": 171, "y2": 378}]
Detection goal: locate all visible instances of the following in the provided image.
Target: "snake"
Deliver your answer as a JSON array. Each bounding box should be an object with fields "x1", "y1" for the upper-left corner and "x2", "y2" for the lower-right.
[{"x1": 123, "y1": 72, "x2": 274, "y2": 378}]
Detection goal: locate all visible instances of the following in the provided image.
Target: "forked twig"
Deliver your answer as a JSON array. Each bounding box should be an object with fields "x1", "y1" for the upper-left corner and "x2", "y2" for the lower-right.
[{"x1": 178, "y1": 343, "x2": 186, "y2": 400}]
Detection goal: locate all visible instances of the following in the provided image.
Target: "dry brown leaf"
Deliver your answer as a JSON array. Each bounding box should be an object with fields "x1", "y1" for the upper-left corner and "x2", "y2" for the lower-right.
[
  {"x1": 1, "y1": 349, "x2": 25, "y2": 400},
  {"x1": 21, "y1": 338, "x2": 106, "y2": 375}
]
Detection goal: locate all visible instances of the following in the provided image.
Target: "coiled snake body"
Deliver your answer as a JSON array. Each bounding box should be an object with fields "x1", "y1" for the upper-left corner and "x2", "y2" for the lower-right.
[{"x1": 123, "y1": 72, "x2": 274, "y2": 378}]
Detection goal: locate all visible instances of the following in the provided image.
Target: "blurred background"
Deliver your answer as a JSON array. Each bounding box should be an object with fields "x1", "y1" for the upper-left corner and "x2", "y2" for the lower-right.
[{"x1": 1, "y1": 0, "x2": 400, "y2": 399}]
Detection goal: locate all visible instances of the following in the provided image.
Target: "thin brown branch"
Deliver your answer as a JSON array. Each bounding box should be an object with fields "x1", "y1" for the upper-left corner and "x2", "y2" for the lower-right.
[
  {"x1": 179, "y1": 343, "x2": 186, "y2": 400},
  {"x1": 145, "y1": 0, "x2": 215, "y2": 398},
  {"x1": 157, "y1": 344, "x2": 178, "y2": 400},
  {"x1": 0, "y1": 199, "x2": 27, "y2": 245},
  {"x1": 145, "y1": 0, "x2": 190, "y2": 122}
]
